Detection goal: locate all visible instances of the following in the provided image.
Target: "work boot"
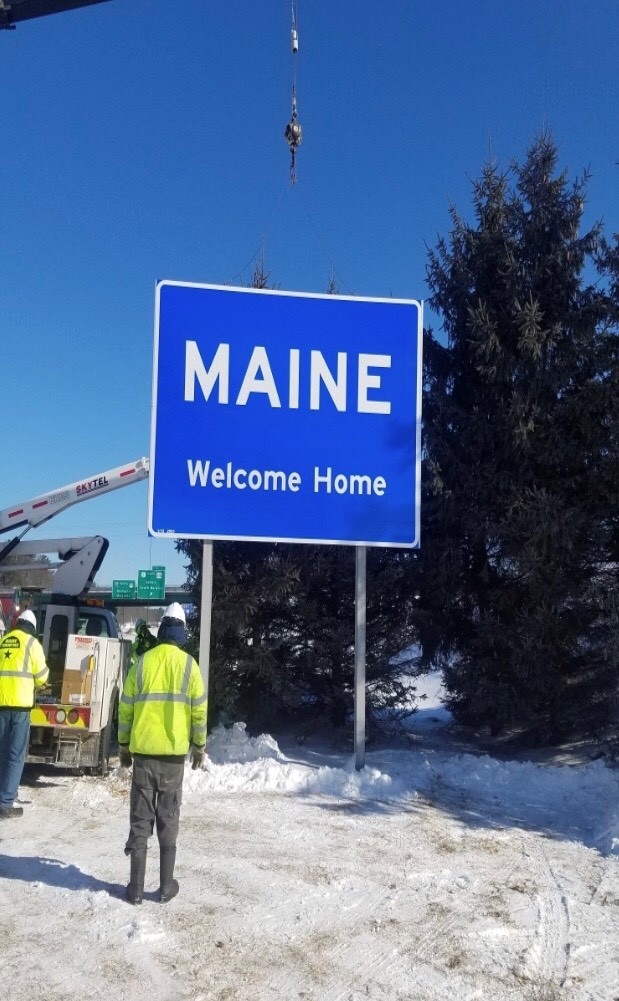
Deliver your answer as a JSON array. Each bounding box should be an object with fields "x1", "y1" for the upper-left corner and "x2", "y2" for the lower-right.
[
  {"x1": 0, "y1": 805, "x2": 23, "y2": 819},
  {"x1": 159, "y1": 847, "x2": 179, "y2": 903},
  {"x1": 126, "y1": 850, "x2": 147, "y2": 905}
]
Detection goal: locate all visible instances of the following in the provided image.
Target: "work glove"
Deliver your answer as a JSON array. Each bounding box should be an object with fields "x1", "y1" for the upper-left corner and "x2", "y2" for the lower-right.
[
  {"x1": 119, "y1": 746, "x2": 133, "y2": 769},
  {"x1": 190, "y1": 745, "x2": 206, "y2": 770}
]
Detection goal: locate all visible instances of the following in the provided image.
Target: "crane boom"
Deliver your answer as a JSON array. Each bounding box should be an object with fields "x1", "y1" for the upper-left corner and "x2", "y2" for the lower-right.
[
  {"x1": 0, "y1": 0, "x2": 114, "y2": 29},
  {"x1": 0, "y1": 457, "x2": 149, "y2": 536}
]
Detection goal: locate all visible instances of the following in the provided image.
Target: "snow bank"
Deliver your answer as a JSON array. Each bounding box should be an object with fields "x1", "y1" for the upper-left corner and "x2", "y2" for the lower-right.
[
  {"x1": 184, "y1": 722, "x2": 394, "y2": 798},
  {"x1": 174, "y1": 722, "x2": 619, "y2": 854}
]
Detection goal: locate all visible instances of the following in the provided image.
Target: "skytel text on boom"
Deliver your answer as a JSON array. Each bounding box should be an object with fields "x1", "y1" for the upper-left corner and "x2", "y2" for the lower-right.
[{"x1": 76, "y1": 476, "x2": 109, "y2": 497}]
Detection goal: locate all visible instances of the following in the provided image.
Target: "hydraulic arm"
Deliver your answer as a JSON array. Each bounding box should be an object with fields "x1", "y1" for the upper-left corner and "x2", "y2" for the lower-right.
[{"x1": 0, "y1": 1, "x2": 114, "y2": 30}]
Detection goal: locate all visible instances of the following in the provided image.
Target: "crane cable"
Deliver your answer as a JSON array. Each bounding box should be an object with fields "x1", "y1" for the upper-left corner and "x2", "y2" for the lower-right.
[
  {"x1": 224, "y1": 181, "x2": 290, "y2": 285},
  {"x1": 291, "y1": 0, "x2": 298, "y2": 115},
  {"x1": 226, "y1": 1, "x2": 353, "y2": 292},
  {"x1": 285, "y1": 0, "x2": 302, "y2": 184}
]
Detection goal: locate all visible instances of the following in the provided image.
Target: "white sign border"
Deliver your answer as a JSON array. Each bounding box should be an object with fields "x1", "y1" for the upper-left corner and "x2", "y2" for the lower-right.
[{"x1": 148, "y1": 281, "x2": 423, "y2": 549}]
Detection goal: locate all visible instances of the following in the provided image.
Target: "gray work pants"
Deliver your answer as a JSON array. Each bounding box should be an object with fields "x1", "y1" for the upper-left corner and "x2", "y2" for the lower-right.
[{"x1": 125, "y1": 756, "x2": 184, "y2": 856}]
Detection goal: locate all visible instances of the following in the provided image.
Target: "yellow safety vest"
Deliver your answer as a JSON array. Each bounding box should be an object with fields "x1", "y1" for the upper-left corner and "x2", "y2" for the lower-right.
[
  {"x1": 118, "y1": 643, "x2": 207, "y2": 756},
  {"x1": 0, "y1": 628, "x2": 49, "y2": 709}
]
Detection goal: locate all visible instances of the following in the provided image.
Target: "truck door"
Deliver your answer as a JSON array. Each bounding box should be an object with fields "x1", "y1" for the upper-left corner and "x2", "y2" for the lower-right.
[{"x1": 41, "y1": 605, "x2": 78, "y2": 696}]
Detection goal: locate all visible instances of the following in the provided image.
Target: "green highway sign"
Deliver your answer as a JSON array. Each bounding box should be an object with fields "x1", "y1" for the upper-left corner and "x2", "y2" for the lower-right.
[
  {"x1": 137, "y1": 568, "x2": 166, "y2": 601},
  {"x1": 112, "y1": 579, "x2": 137, "y2": 599},
  {"x1": 152, "y1": 565, "x2": 166, "y2": 571}
]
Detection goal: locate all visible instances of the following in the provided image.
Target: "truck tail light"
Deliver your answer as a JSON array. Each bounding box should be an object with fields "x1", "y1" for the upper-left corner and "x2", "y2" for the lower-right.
[{"x1": 31, "y1": 705, "x2": 91, "y2": 728}]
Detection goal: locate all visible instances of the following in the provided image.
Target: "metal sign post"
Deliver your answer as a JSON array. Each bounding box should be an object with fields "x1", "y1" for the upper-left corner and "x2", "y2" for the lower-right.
[
  {"x1": 198, "y1": 540, "x2": 213, "y2": 697},
  {"x1": 354, "y1": 546, "x2": 367, "y2": 770}
]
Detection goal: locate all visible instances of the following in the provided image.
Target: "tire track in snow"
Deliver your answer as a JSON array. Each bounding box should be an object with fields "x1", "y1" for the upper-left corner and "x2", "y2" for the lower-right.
[
  {"x1": 516, "y1": 840, "x2": 571, "y2": 990},
  {"x1": 316, "y1": 886, "x2": 462, "y2": 1001},
  {"x1": 516, "y1": 840, "x2": 619, "y2": 1001},
  {"x1": 567, "y1": 854, "x2": 619, "y2": 1001},
  {"x1": 321, "y1": 943, "x2": 402, "y2": 1001}
]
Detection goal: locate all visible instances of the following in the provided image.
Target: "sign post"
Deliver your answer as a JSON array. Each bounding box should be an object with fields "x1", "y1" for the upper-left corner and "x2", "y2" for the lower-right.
[
  {"x1": 198, "y1": 542, "x2": 213, "y2": 696},
  {"x1": 150, "y1": 282, "x2": 423, "y2": 765},
  {"x1": 354, "y1": 546, "x2": 367, "y2": 770}
]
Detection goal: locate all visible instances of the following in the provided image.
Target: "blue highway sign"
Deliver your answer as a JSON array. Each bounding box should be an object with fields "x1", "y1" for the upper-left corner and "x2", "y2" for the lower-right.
[{"x1": 149, "y1": 282, "x2": 422, "y2": 547}]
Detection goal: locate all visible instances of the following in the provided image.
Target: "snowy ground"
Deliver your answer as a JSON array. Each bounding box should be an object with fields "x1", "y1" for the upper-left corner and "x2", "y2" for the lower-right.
[{"x1": 2, "y1": 678, "x2": 619, "y2": 1001}]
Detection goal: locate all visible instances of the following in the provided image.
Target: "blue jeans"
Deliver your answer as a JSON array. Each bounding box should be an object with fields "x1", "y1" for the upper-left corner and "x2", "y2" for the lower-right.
[{"x1": 0, "y1": 709, "x2": 31, "y2": 808}]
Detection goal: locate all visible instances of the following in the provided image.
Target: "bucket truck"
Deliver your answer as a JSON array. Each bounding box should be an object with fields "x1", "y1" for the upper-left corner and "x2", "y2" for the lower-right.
[{"x1": 0, "y1": 457, "x2": 149, "y2": 774}]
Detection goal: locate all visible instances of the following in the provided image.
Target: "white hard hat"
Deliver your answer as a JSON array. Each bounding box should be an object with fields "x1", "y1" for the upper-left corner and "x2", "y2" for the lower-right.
[
  {"x1": 18, "y1": 609, "x2": 37, "y2": 628},
  {"x1": 162, "y1": 602, "x2": 186, "y2": 624}
]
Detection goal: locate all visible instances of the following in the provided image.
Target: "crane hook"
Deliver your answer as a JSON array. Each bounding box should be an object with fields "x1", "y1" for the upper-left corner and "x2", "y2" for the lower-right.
[{"x1": 285, "y1": 106, "x2": 303, "y2": 184}]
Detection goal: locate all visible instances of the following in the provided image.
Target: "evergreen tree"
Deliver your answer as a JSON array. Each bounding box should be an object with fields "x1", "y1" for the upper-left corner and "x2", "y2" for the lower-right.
[
  {"x1": 421, "y1": 134, "x2": 618, "y2": 741},
  {"x1": 249, "y1": 248, "x2": 275, "y2": 290},
  {"x1": 596, "y1": 229, "x2": 619, "y2": 563}
]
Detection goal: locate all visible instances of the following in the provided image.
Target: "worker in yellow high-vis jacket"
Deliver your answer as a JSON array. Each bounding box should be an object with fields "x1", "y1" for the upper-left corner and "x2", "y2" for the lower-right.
[
  {"x1": 118, "y1": 602, "x2": 207, "y2": 905},
  {"x1": 0, "y1": 609, "x2": 49, "y2": 819}
]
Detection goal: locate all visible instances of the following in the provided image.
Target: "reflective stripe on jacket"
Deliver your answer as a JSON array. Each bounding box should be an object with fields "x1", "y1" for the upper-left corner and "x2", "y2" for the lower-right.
[
  {"x1": 118, "y1": 642, "x2": 207, "y2": 756},
  {"x1": 0, "y1": 628, "x2": 49, "y2": 708}
]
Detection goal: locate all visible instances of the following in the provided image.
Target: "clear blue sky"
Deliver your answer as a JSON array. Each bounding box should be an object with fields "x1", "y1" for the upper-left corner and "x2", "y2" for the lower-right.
[{"x1": 1, "y1": 0, "x2": 617, "y2": 585}]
